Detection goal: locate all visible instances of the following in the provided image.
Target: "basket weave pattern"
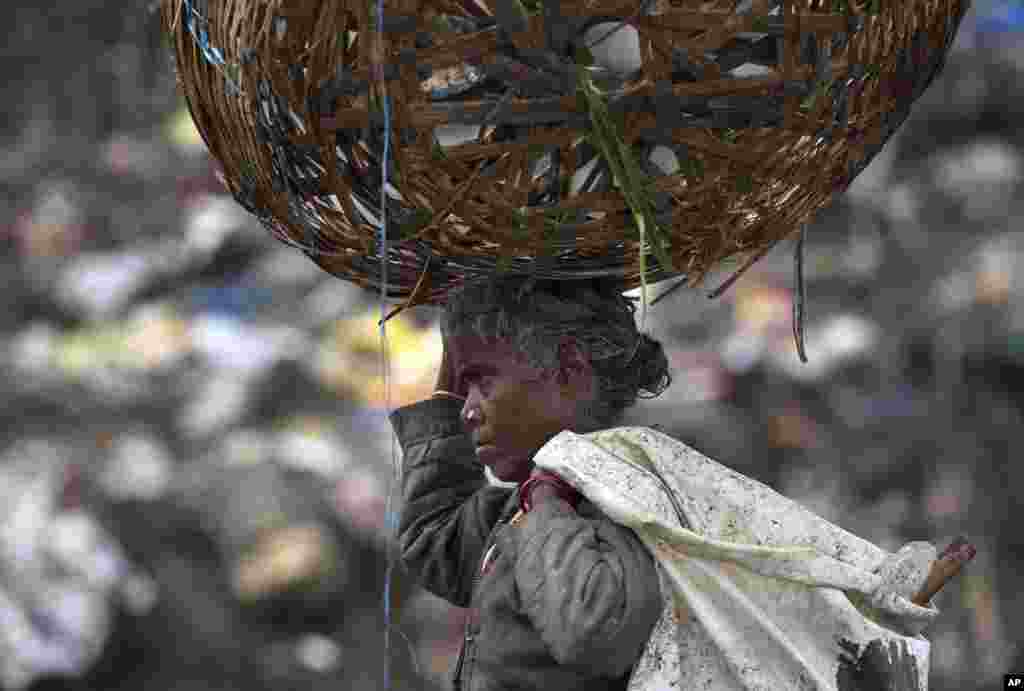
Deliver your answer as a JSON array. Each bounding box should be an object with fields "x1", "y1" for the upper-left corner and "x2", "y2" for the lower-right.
[{"x1": 163, "y1": 0, "x2": 969, "y2": 305}]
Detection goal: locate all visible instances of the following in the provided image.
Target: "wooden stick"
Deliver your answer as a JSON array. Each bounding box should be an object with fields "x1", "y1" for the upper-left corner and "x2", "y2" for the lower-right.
[{"x1": 911, "y1": 536, "x2": 976, "y2": 607}]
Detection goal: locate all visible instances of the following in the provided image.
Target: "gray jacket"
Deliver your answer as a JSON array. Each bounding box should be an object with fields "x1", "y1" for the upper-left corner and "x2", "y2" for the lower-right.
[{"x1": 390, "y1": 397, "x2": 663, "y2": 691}]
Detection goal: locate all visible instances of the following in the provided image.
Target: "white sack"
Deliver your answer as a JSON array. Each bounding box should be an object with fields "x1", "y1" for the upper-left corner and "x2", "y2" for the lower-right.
[{"x1": 532, "y1": 427, "x2": 939, "y2": 691}]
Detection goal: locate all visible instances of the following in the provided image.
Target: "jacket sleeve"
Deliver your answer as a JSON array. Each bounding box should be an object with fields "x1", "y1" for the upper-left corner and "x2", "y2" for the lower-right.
[
  {"x1": 389, "y1": 397, "x2": 513, "y2": 608},
  {"x1": 494, "y1": 497, "x2": 663, "y2": 678}
]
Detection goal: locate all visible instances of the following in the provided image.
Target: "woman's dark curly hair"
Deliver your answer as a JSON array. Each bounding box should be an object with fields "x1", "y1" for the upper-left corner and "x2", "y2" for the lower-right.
[{"x1": 440, "y1": 275, "x2": 672, "y2": 430}]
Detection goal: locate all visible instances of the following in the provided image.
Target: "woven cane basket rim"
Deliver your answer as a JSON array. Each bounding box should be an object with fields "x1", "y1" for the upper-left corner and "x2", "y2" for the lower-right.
[{"x1": 162, "y1": 0, "x2": 969, "y2": 309}]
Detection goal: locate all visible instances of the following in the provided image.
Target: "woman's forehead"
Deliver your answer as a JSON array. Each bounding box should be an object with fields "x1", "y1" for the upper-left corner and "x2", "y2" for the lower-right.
[
  {"x1": 449, "y1": 333, "x2": 528, "y2": 368},
  {"x1": 450, "y1": 332, "x2": 510, "y2": 356}
]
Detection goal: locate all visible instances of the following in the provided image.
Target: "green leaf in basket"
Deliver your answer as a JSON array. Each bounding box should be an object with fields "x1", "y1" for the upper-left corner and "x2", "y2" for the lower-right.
[
  {"x1": 638, "y1": 211, "x2": 648, "y2": 327},
  {"x1": 576, "y1": 89, "x2": 591, "y2": 118},
  {"x1": 511, "y1": 208, "x2": 530, "y2": 240},
  {"x1": 540, "y1": 216, "x2": 560, "y2": 259},
  {"x1": 575, "y1": 65, "x2": 675, "y2": 283},
  {"x1": 555, "y1": 208, "x2": 574, "y2": 225},
  {"x1": 430, "y1": 15, "x2": 453, "y2": 33},
  {"x1": 800, "y1": 80, "x2": 832, "y2": 111},
  {"x1": 527, "y1": 144, "x2": 548, "y2": 173},
  {"x1": 720, "y1": 129, "x2": 738, "y2": 144},
  {"x1": 495, "y1": 252, "x2": 514, "y2": 274},
  {"x1": 542, "y1": 209, "x2": 571, "y2": 246},
  {"x1": 646, "y1": 221, "x2": 675, "y2": 273},
  {"x1": 751, "y1": 15, "x2": 771, "y2": 33},
  {"x1": 240, "y1": 160, "x2": 257, "y2": 179},
  {"x1": 519, "y1": 0, "x2": 541, "y2": 14},
  {"x1": 681, "y1": 155, "x2": 704, "y2": 180},
  {"x1": 609, "y1": 110, "x2": 627, "y2": 138},
  {"x1": 867, "y1": 0, "x2": 881, "y2": 14},
  {"x1": 393, "y1": 208, "x2": 433, "y2": 240},
  {"x1": 431, "y1": 139, "x2": 448, "y2": 161},
  {"x1": 736, "y1": 173, "x2": 754, "y2": 194},
  {"x1": 574, "y1": 45, "x2": 595, "y2": 67}
]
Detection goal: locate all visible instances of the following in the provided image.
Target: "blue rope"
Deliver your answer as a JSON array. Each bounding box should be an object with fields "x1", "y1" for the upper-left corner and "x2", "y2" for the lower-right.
[
  {"x1": 179, "y1": 3, "x2": 401, "y2": 681},
  {"x1": 180, "y1": 0, "x2": 243, "y2": 96},
  {"x1": 375, "y1": 0, "x2": 397, "y2": 686},
  {"x1": 182, "y1": 0, "x2": 226, "y2": 66}
]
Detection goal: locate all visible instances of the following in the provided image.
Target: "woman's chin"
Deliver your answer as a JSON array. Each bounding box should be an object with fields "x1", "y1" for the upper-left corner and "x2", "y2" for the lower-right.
[
  {"x1": 481, "y1": 452, "x2": 531, "y2": 484},
  {"x1": 491, "y1": 467, "x2": 525, "y2": 484}
]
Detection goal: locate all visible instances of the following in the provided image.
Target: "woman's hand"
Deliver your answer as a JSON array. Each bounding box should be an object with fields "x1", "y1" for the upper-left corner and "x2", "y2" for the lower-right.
[
  {"x1": 521, "y1": 469, "x2": 581, "y2": 511},
  {"x1": 527, "y1": 480, "x2": 564, "y2": 507}
]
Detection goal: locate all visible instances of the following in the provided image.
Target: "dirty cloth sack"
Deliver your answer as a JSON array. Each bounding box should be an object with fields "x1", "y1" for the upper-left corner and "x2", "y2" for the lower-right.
[{"x1": 531, "y1": 426, "x2": 940, "y2": 691}]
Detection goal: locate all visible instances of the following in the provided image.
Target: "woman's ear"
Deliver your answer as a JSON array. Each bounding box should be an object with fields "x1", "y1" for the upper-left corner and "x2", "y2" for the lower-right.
[{"x1": 557, "y1": 338, "x2": 594, "y2": 393}]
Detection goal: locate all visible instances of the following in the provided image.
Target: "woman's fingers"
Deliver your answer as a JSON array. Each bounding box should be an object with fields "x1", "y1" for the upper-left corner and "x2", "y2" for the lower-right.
[
  {"x1": 911, "y1": 536, "x2": 976, "y2": 606},
  {"x1": 436, "y1": 337, "x2": 458, "y2": 393}
]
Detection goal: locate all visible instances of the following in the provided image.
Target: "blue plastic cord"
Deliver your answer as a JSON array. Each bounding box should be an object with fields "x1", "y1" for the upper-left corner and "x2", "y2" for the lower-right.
[
  {"x1": 182, "y1": 0, "x2": 226, "y2": 66},
  {"x1": 376, "y1": 0, "x2": 396, "y2": 686},
  {"x1": 181, "y1": 1, "x2": 243, "y2": 96},
  {"x1": 179, "y1": 3, "x2": 400, "y2": 682}
]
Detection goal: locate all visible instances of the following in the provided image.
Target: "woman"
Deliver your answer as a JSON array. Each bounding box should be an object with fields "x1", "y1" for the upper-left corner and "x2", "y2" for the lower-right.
[{"x1": 389, "y1": 276, "x2": 672, "y2": 691}]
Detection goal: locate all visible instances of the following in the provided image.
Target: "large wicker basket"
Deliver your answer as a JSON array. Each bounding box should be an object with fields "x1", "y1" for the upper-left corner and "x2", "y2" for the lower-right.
[{"x1": 162, "y1": 0, "x2": 969, "y2": 308}]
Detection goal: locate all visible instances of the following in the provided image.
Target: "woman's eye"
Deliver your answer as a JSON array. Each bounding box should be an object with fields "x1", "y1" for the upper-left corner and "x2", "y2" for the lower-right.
[{"x1": 465, "y1": 374, "x2": 493, "y2": 393}]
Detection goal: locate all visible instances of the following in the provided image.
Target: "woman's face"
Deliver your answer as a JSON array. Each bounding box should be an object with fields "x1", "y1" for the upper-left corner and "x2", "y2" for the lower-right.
[{"x1": 448, "y1": 333, "x2": 590, "y2": 484}]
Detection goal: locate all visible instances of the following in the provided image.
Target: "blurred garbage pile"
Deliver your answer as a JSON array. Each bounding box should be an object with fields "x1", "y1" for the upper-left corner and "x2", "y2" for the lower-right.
[
  {"x1": 0, "y1": 431, "x2": 433, "y2": 691},
  {"x1": 1, "y1": 2, "x2": 1022, "y2": 690},
  {"x1": 0, "y1": 442, "x2": 156, "y2": 691}
]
